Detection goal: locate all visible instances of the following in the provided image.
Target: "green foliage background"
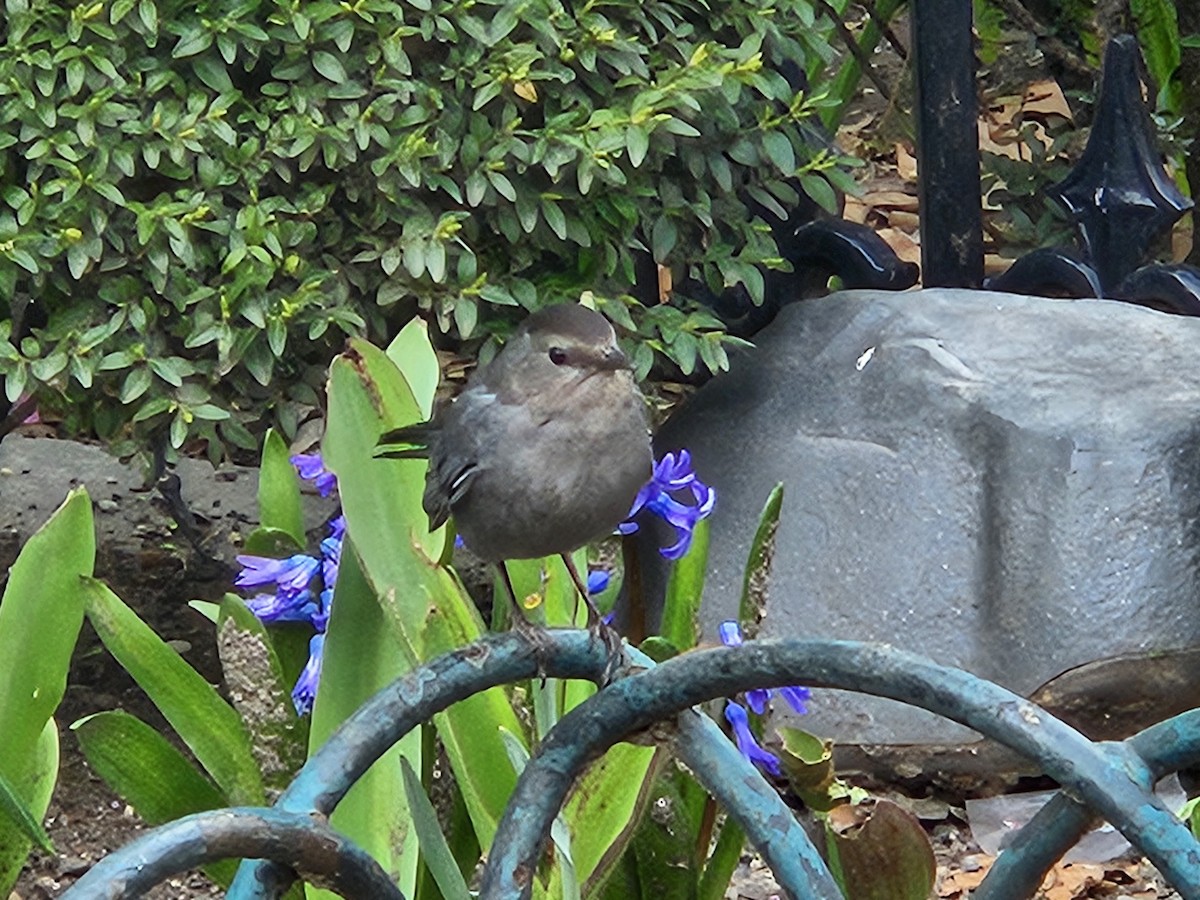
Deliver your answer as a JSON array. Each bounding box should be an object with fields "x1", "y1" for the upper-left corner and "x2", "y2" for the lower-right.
[{"x1": 0, "y1": 0, "x2": 843, "y2": 462}]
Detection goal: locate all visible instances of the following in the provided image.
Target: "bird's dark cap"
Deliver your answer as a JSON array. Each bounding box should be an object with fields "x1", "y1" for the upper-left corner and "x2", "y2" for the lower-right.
[{"x1": 521, "y1": 304, "x2": 614, "y2": 345}]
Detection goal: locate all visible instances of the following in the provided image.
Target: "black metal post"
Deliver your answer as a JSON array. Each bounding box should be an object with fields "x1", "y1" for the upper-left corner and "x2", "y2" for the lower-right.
[{"x1": 911, "y1": 0, "x2": 984, "y2": 287}]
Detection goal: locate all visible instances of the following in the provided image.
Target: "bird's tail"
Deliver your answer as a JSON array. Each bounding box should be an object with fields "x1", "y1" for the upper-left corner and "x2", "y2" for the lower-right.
[{"x1": 374, "y1": 422, "x2": 435, "y2": 459}]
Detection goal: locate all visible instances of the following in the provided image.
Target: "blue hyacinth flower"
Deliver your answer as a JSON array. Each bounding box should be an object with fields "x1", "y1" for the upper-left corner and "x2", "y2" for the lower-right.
[
  {"x1": 718, "y1": 620, "x2": 811, "y2": 715},
  {"x1": 619, "y1": 450, "x2": 716, "y2": 560},
  {"x1": 291, "y1": 452, "x2": 338, "y2": 497},
  {"x1": 246, "y1": 589, "x2": 319, "y2": 624},
  {"x1": 586, "y1": 569, "x2": 611, "y2": 595},
  {"x1": 238, "y1": 453, "x2": 348, "y2": 715},
  {"x1": 724, "y1": 701, "x2": 781, "y2": 776},
  {"x1": 235, "y1": 553, "x2": 320, "y2": 597},
  {"x1": 292, "y1": 632, "x2": 326, "y2": 715}
]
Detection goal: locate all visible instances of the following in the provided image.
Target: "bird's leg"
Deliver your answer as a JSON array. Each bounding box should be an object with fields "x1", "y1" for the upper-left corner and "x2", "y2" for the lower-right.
[
  {"x1": 560, "y1": 553, "x2": 625, "y2": 682},
  {"x1": 495, "y1": 562, "x2": 551, "y2": 678}
]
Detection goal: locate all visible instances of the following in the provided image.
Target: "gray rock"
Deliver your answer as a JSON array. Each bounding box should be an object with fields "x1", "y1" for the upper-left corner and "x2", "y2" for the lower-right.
[
  {"x1": 0, "y1": 436, "x2": 337, "y2": 614},
  {"x1": 647, "y1": 288, "x2": 1200, "y2": 748}
]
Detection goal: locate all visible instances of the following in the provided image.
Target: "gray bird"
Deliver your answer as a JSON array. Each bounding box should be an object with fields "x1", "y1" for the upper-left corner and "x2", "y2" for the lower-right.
[{"x1": 376, "y1": 304, "x2": 652, "y2": 636}]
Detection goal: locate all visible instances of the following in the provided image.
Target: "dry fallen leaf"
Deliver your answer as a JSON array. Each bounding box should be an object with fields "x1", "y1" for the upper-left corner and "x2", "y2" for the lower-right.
[
  {"x1": 1021, "y1": 78, "x2": 1073, "y2": 123},
  {"x1": 842, "y1": 196, "x2": 871, "y2": 224},
  {"x1": 895, "y1": 142, "x2": 918, "y2": 182},
  {"x1": 938, "y1": 857, "x2": 992, "y2": 897},
  {"x1": 1039, "y1": 861, "x2": 1114, "y2": 900},
  {"x1": 861, "y1": 190, "x2": 920, "y2": 213},
  {"x1": 657, "y1": 263, "x2": 672, "y2": 303},
  {"x1": 877, "y1": 226, "x2": 922, "y2": 270}
]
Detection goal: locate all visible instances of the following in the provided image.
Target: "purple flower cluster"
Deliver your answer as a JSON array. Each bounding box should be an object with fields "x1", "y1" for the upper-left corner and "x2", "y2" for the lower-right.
[
  {"x1": 234, "y1": 453, "x2": 343, "y2": 714},
  {"x1": 718, "y1": 620, "x2": 810, "y2": 776},
  {"x1": 619, "y1": 450, "x2": 716, "y2": 560},
  {"x1": 290, "y1": 452, "x2": 338, "y2": 498}
]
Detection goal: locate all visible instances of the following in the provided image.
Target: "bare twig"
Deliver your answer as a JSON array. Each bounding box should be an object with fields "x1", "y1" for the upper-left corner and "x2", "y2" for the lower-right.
[
  {"x1": 0, "y1": 396, "x2": 39, "y2": 441},
  {"x1": 988, "y1": 0, "x2": 1094, "y2": 81}
]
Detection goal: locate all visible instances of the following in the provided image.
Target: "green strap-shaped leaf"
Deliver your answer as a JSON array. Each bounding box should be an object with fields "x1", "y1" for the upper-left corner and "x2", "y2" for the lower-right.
[
  {"x1": 82, "y1": 579, "x2": 264, "y2": 805},
  {"x1": 216, "y1": 597, "x2": 308, "y2": 793},
  {"x1": 0, "y1": 489, "x2": 92, "y2": 894},
  {"x1": 0, "y1": 489, "x2": 93, "y2": 777},
  {"x1": 0, "y1": 722, "x2": 55, "y2": 854},
  {"x1": 386, "y1": 317, "x2": 441, "y2": 420},
  {"x1": 323, "y1": 337, "x2": 524, "y2": 847},
  {"x1": 697, "y1": 816, "x2": 745, "y2": 900},
  {"x1": 739, "y1": 483, "x2": 784, "y2": 626},
  {"x1": 0, "y1": 720, "x2": 59, "y2": 893},
  {"x1": 553, "y1": 744, "x2": 659, "y2": 898},
  {"x1": 258, "y1": 427, "x2": 305, "y2": 548},
  {"x1": 400, "y1": 757, "x2": 472, "y2": 900},
  {"x1": 661, "y1": 516, "x2": 711, "y2": 651},
  {"x1": 307, "y1": 544, "x2": 421, "y2": 900},
  {"x1": 72, "y1": 710, "x2": 237, "y2": 886}
]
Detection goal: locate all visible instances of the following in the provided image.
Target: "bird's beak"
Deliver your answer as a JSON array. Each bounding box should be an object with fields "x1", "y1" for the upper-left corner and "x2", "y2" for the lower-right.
[{"x1": 597, "y1": 345, "x2": 631, "y2": 371}]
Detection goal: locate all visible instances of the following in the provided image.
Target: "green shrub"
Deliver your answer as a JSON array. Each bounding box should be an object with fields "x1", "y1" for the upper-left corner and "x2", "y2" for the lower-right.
[{"x1": 0, "y1": 0, "x2": 843, "y2": 462}]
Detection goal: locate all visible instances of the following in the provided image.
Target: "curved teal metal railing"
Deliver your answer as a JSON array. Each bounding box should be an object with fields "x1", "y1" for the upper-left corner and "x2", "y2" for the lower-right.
[{"x1": 58, "y1": 632, "x2": 1200, "y2": 900}]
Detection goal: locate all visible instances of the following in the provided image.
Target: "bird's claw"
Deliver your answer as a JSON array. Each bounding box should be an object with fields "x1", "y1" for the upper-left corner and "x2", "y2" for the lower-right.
[
  {"x1": 510, "y1": 607, "x2": 553, "y2": 684},
  {"x1": 584, "y1": 607, "x2": 626, "y2": 685}
]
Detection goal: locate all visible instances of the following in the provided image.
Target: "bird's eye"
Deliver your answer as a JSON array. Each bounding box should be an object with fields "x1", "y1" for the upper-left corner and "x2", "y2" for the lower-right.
[{"x1": 548, "y1": 347, "x2": 568, "y2": 366}]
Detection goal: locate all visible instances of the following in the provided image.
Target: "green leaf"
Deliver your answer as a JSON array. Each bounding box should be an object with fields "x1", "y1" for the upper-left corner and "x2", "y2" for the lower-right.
[
  {"x1": 0, "y1": 726, "x2": 55, "y2": 854},
  {"x1": 739, "y1": 483, "x2": 783, "y2": 623},
  {"x1": 308, "y1": 546, "x2": 421, "y2": 899},
  {"x1": 259, "y1": 429, "x2": 305, "y2": 547},
  {"x1": 72, "y1": 711, "x2": 236, "y2": 886},
  {"x1": 0, "y1": 720, "x2": 58, "y2": 892},
  {"x1": 761, "y1": 131, "x2": 796, "y2": 173},
  {"x1": 553, "y1": 743, "x2": 658, "y2": 896},
  {"x1": 612, "y1": 761, "x2": 707, "y2": 900},
  {"x1": 1130, "y1": 0, "x2": 1181, "y2": 108},
  {"x1": 324, "y1": 339, "x2": 524, "y2": 848},
  {"x1": 698, "y1": 816, "x2": 745, "y2": 900},
  {"x1": 637, "y1": 635, "x2": 681, "y2": 663},
  {"x1": 215, "y1": 597, "x2": 308, "y2": 794},
  {"x1": 541, "y1": 200, "x2": 568, "y2": 240},
  {"x1": 660, "y1": 517, "x2": 710, "y2": 651},
  {"x1": 0, "y1": 488, "x2": 92, "y2": 830},
  {"x1": 92, "y1": 181, "x2": 126, "y2": 206},
  {"x1": 799, "y1": 173, "x2": 839, "y2": 214},
  {"x1": 193, "y1": 56, "x2": 232, "y2": 92},
  {"x1": 313, "y1": 50, "x2": 348, "y2": 84},
  {"x1": 400, "y1": 757, "x2": 472, "y2": 900},
  {"x1": 626, "y1": 126, "x2": 650, "y2": 168},
  {"x1": 651, "y1": 216, "x2": 677, "y2": 262},
  {"x1": 82, "y1": 579, "x2": 264, "y2": 805},
  {"x1": 385, "y1": 317, "x2": 440, "y2": 420},
  {"x1": 172, "y1": 28, "x2": 212, "y2": 57}
]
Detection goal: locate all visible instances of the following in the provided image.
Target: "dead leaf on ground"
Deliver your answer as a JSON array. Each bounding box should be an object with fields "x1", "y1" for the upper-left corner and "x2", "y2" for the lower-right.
[
  {"x1": 895, "y1": 142, "x2": 918, "y2": 182},
  {"x1": 1041, "y1": 862, "x2": 1106, "y2": 899},
  {"x1": 843, "y1": 196, "x2": 871, "y2": 224},
  {"x1": 937, "y1": 855, "x2": 994, "y2": 897},
  {"x1": 861, "y1": 190, "x2": 919, "y2": 213},
  {"x1": 1021, "y1": 78, "x2": 1073, "y2": 123},
  {"x1": 876, "y1": 227, "x2": 921, "y2": 270}
]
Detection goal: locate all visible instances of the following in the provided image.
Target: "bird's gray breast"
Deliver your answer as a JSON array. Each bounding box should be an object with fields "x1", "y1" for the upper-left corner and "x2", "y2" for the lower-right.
[{"x1": 445, "y1": 374, "x2": 651, "y2": 561}]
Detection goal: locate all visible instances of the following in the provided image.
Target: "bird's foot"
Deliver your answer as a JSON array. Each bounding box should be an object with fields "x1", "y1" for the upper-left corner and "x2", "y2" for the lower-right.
[
  {"x1": 510, "y1": 608, "x2": 553, "y2": 684},
  {"x1": 584, "y1": 605, "x2": 626, "y2": 686}
]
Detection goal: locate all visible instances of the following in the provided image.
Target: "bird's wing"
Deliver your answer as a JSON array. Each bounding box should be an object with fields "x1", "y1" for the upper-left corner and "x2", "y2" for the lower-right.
[
  {"x1": 419, "y1": 388, "x2": 496, "y2": 530},
  {"x1": 375, "y1": 421, "x2": 437, "y2": 459}
]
